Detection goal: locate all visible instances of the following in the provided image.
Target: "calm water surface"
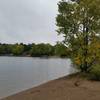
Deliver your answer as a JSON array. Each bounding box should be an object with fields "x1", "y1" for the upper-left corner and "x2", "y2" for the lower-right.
[{"x1": 0, "y1": 57, "x2": 75, "y2": 99}]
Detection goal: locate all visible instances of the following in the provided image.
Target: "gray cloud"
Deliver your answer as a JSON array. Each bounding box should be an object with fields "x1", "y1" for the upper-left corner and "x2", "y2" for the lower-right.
[{"x1": 0, "y1": 0, "x2": 63, "y2": 44}]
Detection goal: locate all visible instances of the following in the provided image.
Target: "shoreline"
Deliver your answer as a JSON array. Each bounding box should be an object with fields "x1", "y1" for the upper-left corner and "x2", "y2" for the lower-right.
[
  {"x1": 0, "y1": 55, "x2": 69, "y2": 59},
  {"x1": 2, "y1": 73, "x2": 100, "y2": 100}
]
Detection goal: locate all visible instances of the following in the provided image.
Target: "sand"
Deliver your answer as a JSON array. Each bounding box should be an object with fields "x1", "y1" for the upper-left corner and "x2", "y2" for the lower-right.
[{"x1": 1, "y1": 73, "x2": 100, "y2": 100}]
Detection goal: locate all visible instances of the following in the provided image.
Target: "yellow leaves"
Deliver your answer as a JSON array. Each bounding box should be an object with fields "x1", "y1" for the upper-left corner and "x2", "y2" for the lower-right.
[
  {"x1": 74, "y1": 38, "x2": 100, "y2": 67},
  {"x1": 88, "y1": 38, "x2": 100, "y2": 59},
  {"x1": 74, "y1": 55, "x2": 92, "y2": 65},
  {"x1": 74, "y1": 56, "x2": 81, "y2": 65},
  {"x1": 86, "y1": 57, "x2": 91, "y2": 63}
]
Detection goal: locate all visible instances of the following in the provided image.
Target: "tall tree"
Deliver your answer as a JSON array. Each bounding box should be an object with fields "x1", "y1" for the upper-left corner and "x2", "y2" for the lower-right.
[{"x1": 56, "y1": 0, "x2": 100, "y2": 72}]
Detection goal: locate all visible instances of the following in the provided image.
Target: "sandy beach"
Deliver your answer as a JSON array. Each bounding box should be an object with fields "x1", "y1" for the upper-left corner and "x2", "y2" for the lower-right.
[{"x1": 1, "y1": 73, "x2": 100, "y2": 100}]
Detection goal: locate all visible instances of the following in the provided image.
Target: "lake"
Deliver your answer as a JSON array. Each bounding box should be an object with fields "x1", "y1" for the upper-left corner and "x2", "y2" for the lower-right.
[{"x1": 0, "y1": 57, "x2": 75, "y2": 99}]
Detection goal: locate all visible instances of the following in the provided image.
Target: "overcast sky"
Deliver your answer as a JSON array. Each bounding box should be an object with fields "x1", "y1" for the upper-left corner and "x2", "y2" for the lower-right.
[{"x1": 0, "y1": 0, "x2": 64, "y2": 44}]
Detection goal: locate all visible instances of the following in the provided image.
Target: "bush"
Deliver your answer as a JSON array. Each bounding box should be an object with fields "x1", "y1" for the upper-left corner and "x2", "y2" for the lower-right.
[{"x1": 90, "y1": 64, "x2": 100, "y2": 81}]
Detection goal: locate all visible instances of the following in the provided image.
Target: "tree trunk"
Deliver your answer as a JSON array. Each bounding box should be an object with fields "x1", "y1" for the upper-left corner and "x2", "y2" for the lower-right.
[{"x1": 83, "y1": 26, "x2": 89, "y2": 72}]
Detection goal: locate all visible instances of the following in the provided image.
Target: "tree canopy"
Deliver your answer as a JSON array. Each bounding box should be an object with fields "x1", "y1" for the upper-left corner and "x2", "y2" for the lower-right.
[
  {"x1": 56, "y1": 0, "x2": 100, "y2": 72},
  {"x1": 0, "y1": 43, "x2": 70, "y2": 57}
]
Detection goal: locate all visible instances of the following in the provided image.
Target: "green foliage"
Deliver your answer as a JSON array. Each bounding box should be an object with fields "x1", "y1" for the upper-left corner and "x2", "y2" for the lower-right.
[
  {"x1": 56, "y1": 0, "x2": 100, "y2": 72},
  {"x1": 0, "y1": 42, "x2": 70, "y2": 57},
  {"x1": 30, "y1": 43, "x2": 54, "y2": 57},
  {"x1": 54, "y1": 42, "x2": 70, "y2": 57},
  {"x1": 0, "y1": 44, "x2": 12, "y2": 55},
  {"x1": 90, "y1": 64, "x2": 100, "y2": 81},
  {"x1": 12, "y1": 44, "x2": 24, "y2": 56}
]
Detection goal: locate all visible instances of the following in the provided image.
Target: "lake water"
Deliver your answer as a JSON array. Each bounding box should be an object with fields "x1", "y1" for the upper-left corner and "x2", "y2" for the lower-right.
[{"x1": 0, "y1": 57, "x2": 75, "y2": 99}]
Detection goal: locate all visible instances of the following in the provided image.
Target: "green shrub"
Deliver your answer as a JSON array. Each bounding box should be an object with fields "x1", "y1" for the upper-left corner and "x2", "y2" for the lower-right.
[{"x1": 90, "y1": 64, "x2": 100, "y2": 81}]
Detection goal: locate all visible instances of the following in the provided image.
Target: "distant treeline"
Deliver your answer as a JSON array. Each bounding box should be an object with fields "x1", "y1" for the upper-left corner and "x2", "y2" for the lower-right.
[{"x1": 0, "y1": 42, "x2": 70, "y2": 57}]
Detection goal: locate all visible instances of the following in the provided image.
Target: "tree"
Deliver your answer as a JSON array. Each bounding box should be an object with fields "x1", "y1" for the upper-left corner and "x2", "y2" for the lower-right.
[
  {"x1": 12, "y1": 44, "x2": 24, "y2": 56},
  {"x1": 56, "y1": 0, "x2": 100, "y2": 72},
  {"x1": 0, "y1": 44, "x2": 12, "y2": 55},
  {"x1": 54, "y1": 42, "x2": 70, "y2": 57},
  {"x1": 30, "y1": 43, "x2": 54, "y2": 57}
]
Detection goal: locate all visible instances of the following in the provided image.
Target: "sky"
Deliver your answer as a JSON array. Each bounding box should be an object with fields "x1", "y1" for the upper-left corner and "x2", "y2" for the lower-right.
[{"x1": 0, "y1": 0, "x2": 64, "y2": 44}]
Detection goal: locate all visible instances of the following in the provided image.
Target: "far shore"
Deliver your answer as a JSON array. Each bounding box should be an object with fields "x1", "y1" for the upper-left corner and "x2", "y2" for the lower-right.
[{"x1": 2, "y1": 73, "x2": 100, "y2": 100}]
